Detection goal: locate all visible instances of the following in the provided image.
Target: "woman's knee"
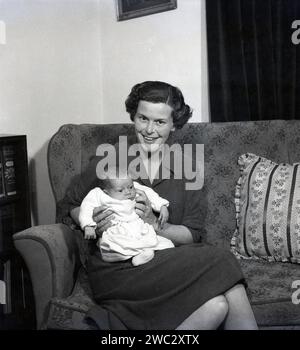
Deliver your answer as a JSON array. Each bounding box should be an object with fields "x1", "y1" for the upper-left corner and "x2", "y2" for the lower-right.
[
  {"x1": 206, "y1": 295, "x2": 229, "y2": 318},
  {"x1": 225, "y1": 283, "x2": 247, "y2": 297}
]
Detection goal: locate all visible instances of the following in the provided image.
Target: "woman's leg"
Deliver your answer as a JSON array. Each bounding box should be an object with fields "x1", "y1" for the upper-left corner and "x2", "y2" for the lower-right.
[
  {"x1": 176, "y1": 295, "x2": 229, "y2": 330},
  {"x1": 223, "y1": 284, "x2": 258, "y2": 330}
]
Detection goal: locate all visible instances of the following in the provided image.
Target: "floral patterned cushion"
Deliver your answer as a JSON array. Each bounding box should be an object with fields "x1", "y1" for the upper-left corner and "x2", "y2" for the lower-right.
[{"x1": 231, "y1": 153, "x2": 300, "y2": 264}]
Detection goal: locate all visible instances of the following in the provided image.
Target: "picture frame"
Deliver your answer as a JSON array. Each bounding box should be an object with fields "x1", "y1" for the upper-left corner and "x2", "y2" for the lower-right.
[{"x1": 116, "y1": 0, "x2": 177, "y2": 22}]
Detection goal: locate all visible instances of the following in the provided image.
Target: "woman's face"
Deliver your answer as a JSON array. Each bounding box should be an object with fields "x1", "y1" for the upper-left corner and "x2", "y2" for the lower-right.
[{"x1": 133, "y1": 100, "x2": 175, "y2": 153}]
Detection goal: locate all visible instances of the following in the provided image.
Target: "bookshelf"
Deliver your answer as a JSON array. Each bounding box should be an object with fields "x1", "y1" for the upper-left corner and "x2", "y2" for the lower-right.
[{"x1": 0, "y1": 135, "x2": 35, "y2": 329}]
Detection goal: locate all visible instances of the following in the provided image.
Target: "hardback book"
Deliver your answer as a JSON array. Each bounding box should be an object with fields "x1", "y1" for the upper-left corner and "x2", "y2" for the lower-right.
[
  {"x1": 0, "y1": 263, "x2": 5, "y2": 315},
  {"x1": 0, "y1": 150, "x2": 5, "y2": 198},
  {"x1": 0, "y1": 204, "x2": 16, "y2": 251},
  {"x1": 2, "y1": 145, "x2": 17, "y2": 196},
  {"x1": 3, "y1": 259, "x2": 11, "y2": 314},
  {"x1": 0, "y1": 217, "x2": 3, "y2": 252}
]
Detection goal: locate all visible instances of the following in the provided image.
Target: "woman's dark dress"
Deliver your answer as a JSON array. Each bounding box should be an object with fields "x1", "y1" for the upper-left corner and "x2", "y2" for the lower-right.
[{"x1": 60, "y1": 146, "x2": 245, "y2": 330}]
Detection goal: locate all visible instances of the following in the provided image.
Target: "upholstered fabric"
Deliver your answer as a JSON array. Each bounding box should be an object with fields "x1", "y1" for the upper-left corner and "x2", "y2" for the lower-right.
[
  {"x1": 13, "y1": 224, "x2": 80, "y2": 328},
  {"x1": 232, "y1": 153, "x2": 300, "y2": 264},
  {"x1": 45, "y1": 268, "x2": 97, "y2": 330},
  {"x1": 241, "y1": 259, "x2": 300, "y2": 326}
]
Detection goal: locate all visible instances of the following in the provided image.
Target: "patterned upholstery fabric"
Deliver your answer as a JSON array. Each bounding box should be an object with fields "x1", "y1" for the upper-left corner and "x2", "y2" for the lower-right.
[
  {"x1": 45, "y1": 268, "x2": 97, "y2": 330},
  {"x1": 46, "y1": 120, "x2": 300, "y2": 329},
  {"x1": 241, "y1": 259, "x2": 300, "y2": 326},
  {"x1": 232, "y1": 153, "x2": 300, "y2": 264}
]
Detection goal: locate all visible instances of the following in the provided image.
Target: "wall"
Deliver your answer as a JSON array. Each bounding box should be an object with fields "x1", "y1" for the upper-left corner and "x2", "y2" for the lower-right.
[
  {"x1": 0, "y1": 0, "x2": 209, "y2": 225},
  {"x1": 99, "y1": 0, "x2": 209, "y2": 124},
  {"x1": 0, "y1": 0, "x2": 103, "y2": 225}
]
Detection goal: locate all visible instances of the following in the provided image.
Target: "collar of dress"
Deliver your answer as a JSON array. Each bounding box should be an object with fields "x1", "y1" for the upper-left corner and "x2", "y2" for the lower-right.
[{"x1": 125, "y1": 135, "x2": 175, "y2": 188}]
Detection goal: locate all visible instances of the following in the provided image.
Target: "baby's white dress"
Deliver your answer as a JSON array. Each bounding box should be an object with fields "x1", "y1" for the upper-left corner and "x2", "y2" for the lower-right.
[{"x1": 79, "y1": 182, "x2": 174, "y2": 262}]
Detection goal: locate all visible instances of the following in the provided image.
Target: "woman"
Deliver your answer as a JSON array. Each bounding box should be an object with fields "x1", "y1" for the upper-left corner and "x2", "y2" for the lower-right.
[{"x1": 63, "y1": 81, "x2": 258, "y2": 330}]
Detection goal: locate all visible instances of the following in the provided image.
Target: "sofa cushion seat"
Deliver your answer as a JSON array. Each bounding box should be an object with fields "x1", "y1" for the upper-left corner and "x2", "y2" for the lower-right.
[
  {"x1": 46, "y1": 268, "x2": 97, "y2": 330},
  {"x1": 240, "y1": 259, "x2": 300, "y2": 326}
]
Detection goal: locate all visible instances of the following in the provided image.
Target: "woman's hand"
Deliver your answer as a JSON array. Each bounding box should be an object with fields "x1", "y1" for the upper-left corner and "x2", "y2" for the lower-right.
[
  {"x1": 158, "y1": 205, "x2": 169, "y2": 228},
  {"x1": 135, "y1": 189, "x2": 159, "y2": 229},
  {"x1": 92, "y1": 205, "x2": 115, "y2": 237}
]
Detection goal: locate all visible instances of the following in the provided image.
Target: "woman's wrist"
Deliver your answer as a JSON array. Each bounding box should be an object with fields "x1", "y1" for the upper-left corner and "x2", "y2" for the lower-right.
[
  {"x1": 152, "y1": 216, "x2": 160, "y2": 232},
  {"x1": 152, "y1": 217, "x2": 169, "y2": 235},
  {"x1": 143, "y1": 208, "x2": 157, "y2": 226}
]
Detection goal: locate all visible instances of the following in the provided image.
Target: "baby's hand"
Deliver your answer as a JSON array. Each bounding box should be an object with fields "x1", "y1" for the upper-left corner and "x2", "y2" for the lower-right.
[
  {"x1": 84, "y1": 226, "x2": 97, "y2": 240},
  {"x1": 158, "y1": 206, "x2": 169, "y2": 229}
]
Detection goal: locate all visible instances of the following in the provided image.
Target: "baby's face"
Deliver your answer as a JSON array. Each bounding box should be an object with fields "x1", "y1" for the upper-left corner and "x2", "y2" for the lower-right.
[{"x1": 105, "y1": 177, "x2": 136, "y2": 201}]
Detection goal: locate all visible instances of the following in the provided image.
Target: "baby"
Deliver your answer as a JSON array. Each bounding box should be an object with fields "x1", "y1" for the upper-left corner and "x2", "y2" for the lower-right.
[{"x1": 79, "y1": 169, "x2": 174, "y2": 266}]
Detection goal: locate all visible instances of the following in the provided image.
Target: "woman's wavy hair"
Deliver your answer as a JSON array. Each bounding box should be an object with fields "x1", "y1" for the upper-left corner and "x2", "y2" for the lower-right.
[{"x1": 125, "y1": 81, "x2": 192, "y2": 129}]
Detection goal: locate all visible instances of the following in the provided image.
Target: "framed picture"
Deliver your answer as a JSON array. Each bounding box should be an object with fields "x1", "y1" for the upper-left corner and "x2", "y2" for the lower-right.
[{"x1": 116, "y1": 0, "x2": 177, "y2": 21}]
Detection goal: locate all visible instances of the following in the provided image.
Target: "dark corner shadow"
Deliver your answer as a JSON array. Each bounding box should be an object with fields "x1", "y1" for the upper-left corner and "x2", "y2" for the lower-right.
[
  {"x1": 28, "y1": 138, "x2": 54, "y2": 226},
  {"x1": 28, "y1": 157, "x2": 38, "y2": 226}
]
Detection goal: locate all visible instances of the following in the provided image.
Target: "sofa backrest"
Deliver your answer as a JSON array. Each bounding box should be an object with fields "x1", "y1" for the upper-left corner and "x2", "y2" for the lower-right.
[{"x1": 48, "y1": 120, "x2": 300, "y2": 248}]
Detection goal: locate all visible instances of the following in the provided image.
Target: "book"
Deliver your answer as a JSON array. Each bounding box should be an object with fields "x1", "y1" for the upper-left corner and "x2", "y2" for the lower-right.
[
  {"x1": 2, "y1": 145, "x2": 17, "y2": 196},
  {"x1": 0, "y1": 150, "x2": 5, "y2": 199},
  {"x1": 0, "y1": 217, "x2": 3, "y2": 253},
  {"x1": 0, "y1": 204, "x2": 16, "y2": 251},
  {"x1": 21, "y1": 267, "x2": 26, "y2": 309},
  {"x1": 3, "y1": 259, "x2": 11, "y2": 314},
  {"x1": 0, "y1": 262, "x2": 5, "y2": 315}
]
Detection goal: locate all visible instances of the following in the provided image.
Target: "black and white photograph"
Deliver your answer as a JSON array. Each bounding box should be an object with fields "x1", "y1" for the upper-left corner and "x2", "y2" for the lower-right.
[{"x1": 0, "y1": 0, "x2": 300, "y2": 340}]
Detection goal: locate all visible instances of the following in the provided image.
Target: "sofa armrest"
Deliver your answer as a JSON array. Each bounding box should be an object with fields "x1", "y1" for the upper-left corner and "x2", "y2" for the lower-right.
[{"x1": 13, "y1": 223, "x2": 80, "y2": 329}]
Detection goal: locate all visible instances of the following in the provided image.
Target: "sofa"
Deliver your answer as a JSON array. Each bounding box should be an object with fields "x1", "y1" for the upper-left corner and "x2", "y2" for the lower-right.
[{"x1": 13, "y1": 120, "x2": 300, "y2": 330}]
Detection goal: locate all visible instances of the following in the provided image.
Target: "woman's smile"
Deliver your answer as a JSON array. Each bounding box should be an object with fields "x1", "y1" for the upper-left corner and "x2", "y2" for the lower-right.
[{"x1": 142, "y1": 135, "x2": 159, "y2": 143}]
